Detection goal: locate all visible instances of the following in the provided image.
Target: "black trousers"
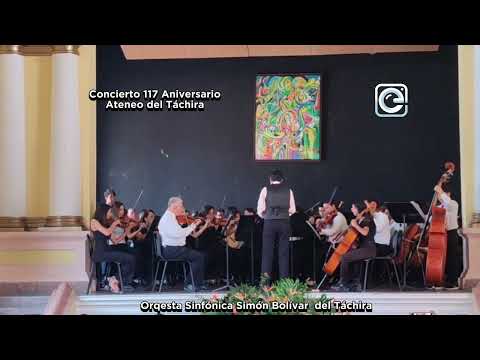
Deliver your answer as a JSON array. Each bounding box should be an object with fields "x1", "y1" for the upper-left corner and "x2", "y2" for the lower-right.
[
  {"x1": 261, "y1": 219, "x2": 290, "y2": 279},
  {"x1": 96, "y1": 249, "x2": 136, "y2": 285},
  {"x1": 340, "y1": 245, "x2": 376, "y2": 284},
  {"x1": 376, "y1": 244, "x2": 393, "y2": 257},
  {"x1": 133, "y1": 238, "x2": 153, "y2": 283},
  {"x1": 446, "y1": 229, "x2": 462, "y2": 284},
  {"x1": 162, "y1": 246, "x2": 206, "y2": 286}
]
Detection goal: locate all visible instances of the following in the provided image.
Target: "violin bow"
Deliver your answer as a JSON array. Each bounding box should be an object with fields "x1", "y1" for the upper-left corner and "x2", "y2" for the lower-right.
[{"x1": 132, "y1": 189, "x2": 144, "y2": 210}]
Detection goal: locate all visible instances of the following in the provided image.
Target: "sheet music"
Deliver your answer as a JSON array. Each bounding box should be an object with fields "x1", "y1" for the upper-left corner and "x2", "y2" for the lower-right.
[{"x1": 410, "y1": 201, "x2": 427, "y2": 221}]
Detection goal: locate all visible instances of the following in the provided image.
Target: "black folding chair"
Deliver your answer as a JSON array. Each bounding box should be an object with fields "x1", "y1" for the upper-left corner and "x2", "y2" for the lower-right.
[
  {"x1": 151, "y1": 233, "x2": 195, "y2": 292},
  {"x1": 362, "y1": 230, "x2": 403, "y2": 292},
  {"x1": 86, "y1": 233, "x2": 125, "y2": 294}
]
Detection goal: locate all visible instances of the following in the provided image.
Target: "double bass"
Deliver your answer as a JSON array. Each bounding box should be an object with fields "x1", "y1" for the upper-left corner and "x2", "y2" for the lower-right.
[
  {"x1": 405, "y1": 162, "x2": 455, "y2": 286},
  {"x1": 421, "y1": 162, "x2": 455, "y2": 286}
]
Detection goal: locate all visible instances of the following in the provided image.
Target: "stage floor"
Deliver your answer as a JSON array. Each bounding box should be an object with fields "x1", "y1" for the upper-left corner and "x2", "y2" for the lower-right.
[
  {"x1": 76, "y1": 288, "x2": 475, "y2": 315},
  {"x1": 0, "y1": 288, "x2": 474, "y2": 315}
]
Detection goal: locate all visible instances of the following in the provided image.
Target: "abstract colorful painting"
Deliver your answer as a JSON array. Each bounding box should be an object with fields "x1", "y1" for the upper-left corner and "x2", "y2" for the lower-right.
[{"x1": 255, "y1": 74, "x2": 321, "y2": 161}]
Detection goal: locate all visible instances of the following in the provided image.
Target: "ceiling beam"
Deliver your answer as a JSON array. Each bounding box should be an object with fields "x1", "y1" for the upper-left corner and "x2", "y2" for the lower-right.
[{"x1": 120, "y1": 45, "x2": 440, "y2": 60}]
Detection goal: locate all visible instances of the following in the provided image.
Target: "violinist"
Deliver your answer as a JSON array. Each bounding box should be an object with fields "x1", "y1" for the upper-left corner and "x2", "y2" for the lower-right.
[
  {"x1": 110, "y1": 202, "x2": 129, "y2": 246},
  {"x1": 330, "y1": 202, "x2": 376, "y2": 292},
  {"x1": 132, "y1": 209, "x2": 156, "y2": 287},
  {"x1": 226, "y1": 210, "x2": 250, "y2": 282},
  {"x1": 134, "y1": 209, "x2": 156, "y2": 241},
  {"x1": 434, "y1": 184, "x2": 461, "y2": 288},
  {"x1": 318, "y1": 202, "x2": 348, "y2": 245},
  {"x1": 197, "y1": 205, "x2": 229, "y2": 283},
  {"x1": 158, "y1": 197, "x2": 207, "y2": 292},
  {"x1": 189, "y1": 205, "x2": 220, "y2": 247},
  {"x1": 90, "y1": 204, "x2": 136, "y2": 293}
]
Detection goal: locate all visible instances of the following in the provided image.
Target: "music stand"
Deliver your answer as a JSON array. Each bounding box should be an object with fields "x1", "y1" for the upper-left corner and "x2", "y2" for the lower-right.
[
  {"x1": 305, "y1": 221, "x2": 340, "y2": 289},
  {"x1": 236, "y1": 215, "x2": 256, "y2": 285},
  {"x1": 213, "y1": 216, "x2": 235, "y2": 292},
  {"x1": 384, "y1": 202, "x2": 426, "y2": 289},
  {"x1": 148, "y1": 215, "x2": 161, "y2": 285}
]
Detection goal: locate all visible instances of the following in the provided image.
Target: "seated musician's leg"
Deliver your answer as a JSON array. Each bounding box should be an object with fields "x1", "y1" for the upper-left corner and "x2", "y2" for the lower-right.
[{"x1": 333, "y1": 246, "x2": 376, "y2": 291}]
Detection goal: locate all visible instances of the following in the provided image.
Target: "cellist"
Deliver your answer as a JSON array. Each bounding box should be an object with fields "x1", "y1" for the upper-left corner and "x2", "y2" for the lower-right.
[
  {"x1": 433, "y1": 183, "x2": 461, "y2": 288},
  {"x1": 330, "y1": 202, "x2": 377, "y2": 292}
]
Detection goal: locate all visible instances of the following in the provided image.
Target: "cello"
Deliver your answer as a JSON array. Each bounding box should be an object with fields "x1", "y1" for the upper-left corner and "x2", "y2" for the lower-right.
[
  {"x1": 407, "y1": 162, "x2": 455, "y2": 286},
  {"x1": 323, "y1": 205, "x2": 371, "y2": 276}
]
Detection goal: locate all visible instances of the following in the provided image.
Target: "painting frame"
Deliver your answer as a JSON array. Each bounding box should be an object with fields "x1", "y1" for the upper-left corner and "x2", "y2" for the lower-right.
[{"x1": 253, "y1": 72, "x2": 323, "y2": 162}]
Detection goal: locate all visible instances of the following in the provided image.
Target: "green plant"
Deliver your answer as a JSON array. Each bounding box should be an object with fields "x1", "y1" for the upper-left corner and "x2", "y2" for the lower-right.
[{"x1": 207, "y1": 278, "x2": 335, "y2": 315}]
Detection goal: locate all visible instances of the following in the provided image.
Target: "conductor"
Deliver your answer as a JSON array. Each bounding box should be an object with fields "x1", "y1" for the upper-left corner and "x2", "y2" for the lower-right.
[{"x1": 257, "y1": 170, "x2": 296, "y2": 282}]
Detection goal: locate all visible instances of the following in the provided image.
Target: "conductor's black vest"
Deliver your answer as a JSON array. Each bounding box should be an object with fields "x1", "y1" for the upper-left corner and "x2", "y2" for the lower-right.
[{"x1": 264, "y1": 183, "x2": 290, "y2": 220}]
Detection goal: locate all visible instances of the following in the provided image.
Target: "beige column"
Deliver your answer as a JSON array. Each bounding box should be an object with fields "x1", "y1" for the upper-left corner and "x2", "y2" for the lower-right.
[
  {"x1": 474, "y1": 45, "x2": 480, "y2": 213},
  {"x1": 0, "y1": 46, "x2": 27, "y2": 217},
  {"x1": 49, "y1": 46, "x2": 81, "y2": 218},
  {"x1": 459, "y1": 45, "x2": 480, "y2": 288}
]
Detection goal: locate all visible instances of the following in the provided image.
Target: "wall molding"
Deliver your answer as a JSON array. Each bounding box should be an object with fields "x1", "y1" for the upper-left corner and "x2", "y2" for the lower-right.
[{"x1": 0, "y1": 45, "x2": 80, "y2": 56}]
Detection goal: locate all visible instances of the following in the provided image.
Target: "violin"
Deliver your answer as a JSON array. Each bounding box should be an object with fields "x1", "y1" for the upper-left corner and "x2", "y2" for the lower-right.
[
  {"x1": 213, "y1": 216, "x2": 229, "y2": 227},
  {"x1": 316, "y1": 201, "x2": 343, "y2": 230},
  {"x1": 176, "y1": 214, "x2": 205, "y2": 226}
]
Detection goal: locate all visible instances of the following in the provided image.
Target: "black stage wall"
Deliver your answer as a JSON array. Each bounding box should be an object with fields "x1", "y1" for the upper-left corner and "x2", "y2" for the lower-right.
[{"x1": 97, "y1": 45, "x2": 460, "y2": 215}]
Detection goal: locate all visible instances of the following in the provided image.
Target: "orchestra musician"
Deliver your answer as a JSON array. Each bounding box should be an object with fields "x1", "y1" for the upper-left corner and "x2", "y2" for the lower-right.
[
  {"x1": 369, "y1": 200, "x2": 393, "y2": 257},
  {"x1": 330, "y1": 202, "x2": 376, "y2": 292},
  {"x1": 257, "y1": 170, "x2": 296, "y2": 283},
  {"x1": 158, "y1": 197, "x2": 208, "y2": 292},
  {"x1": 90, "y1": 204, "x2": 136, "y2": 293},
  {"x1": 317, "y1": 202, "x2": 348, "y2": 245},
  {"x1": 103, "y1": 188, "x2": 117, "y2": 207},
  {"x1": 434, "y1": 183, "x2": 461, "y2": 288},
  {"x1": 188, "y1": 205, "x2": 224, "y2": 283},
  {"x1": 130, "y1": 209, "x2": 156, "y2": 287}
]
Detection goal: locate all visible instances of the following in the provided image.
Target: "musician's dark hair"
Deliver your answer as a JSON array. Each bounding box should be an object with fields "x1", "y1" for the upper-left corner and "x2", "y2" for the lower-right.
[
  {"x1": 93, "y1": 204, "x2": 111, "y2": 227},
  {"x1": 352, "y1": 202, "x2": 367, "y2": 214},
  {"x1": 114, "y1": 201, "x2": 124, "y2": 209},
  {"x1": 227, "y1": 206, "x2": 238, "y2": 217},
  {"x1": 269, "y1": 169, "x2": 284, "y2": 183},
  {"x1": 104, "y1": 188, "x2": 116, "y2": 199},
  {"x1": 147, "y1": 209, "x2": 156, "y2": 217},
  {"x1": 378, "y1": 205, "x2": 388, "y2": 213},
  {"x1": 204, "y1": 205, "x2": 215, "y2": 214},
  {"x1": 443, "y1": 184, "x2": 453, "y2": 197},
  {"x1": 369, "y1": 199, "x2": 381, "y2": 208},
  {"x1": 218, "y1": 208, "x2": 225, "y2": 214},
  {"x1": 112, "y1": 201, "x2": 125, "y2": 218},
  {"x1": 139, "y1": 209, "x2": 148, "y2": 223}
]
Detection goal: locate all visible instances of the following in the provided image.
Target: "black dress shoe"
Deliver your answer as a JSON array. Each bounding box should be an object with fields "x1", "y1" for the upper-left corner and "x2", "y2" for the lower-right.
[
  {"x1": 330, "y1": 283, "x2": 350, "y2": 292},
  {"x1": 122, "y1": 285, "x2": 135, "y2": 293},
  {"x1": 443, "y1": 282, "x2": 459, "y2": 290},
  {"x1": 196, "y1": 285, "x2": 210, "y2": 292},
  {"x1": 184, "y1": 284, "x2": 196, "y2": 292}
]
